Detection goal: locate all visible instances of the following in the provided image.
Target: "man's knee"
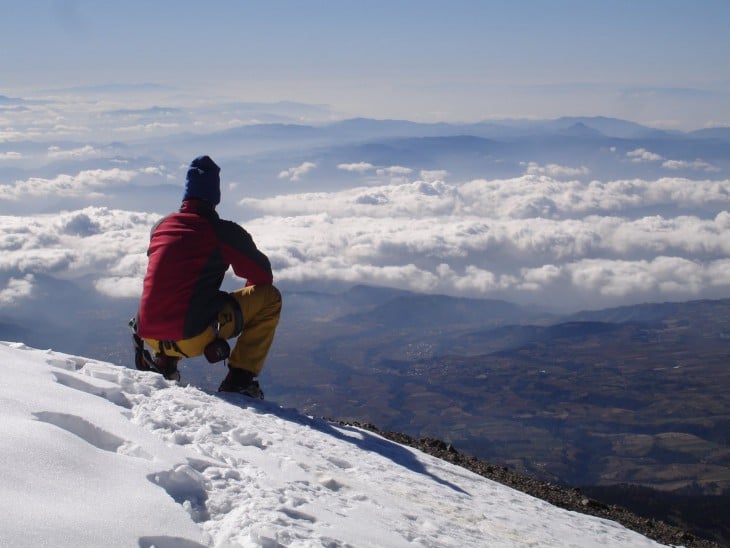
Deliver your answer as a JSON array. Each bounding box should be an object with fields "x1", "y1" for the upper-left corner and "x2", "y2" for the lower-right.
[
  {"x1": 267, "y1": 285, "x2": 282, "y2": 312},
  {"x1": 232, "y1": 284, "x2": 282, "y2": 320}
]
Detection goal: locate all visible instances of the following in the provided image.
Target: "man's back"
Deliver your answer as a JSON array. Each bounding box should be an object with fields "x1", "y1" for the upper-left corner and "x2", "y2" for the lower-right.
[
  {"x1": 138, "y1": 203, "x2": 228, "y2": 340},
  {"x1": 134, "y1": 155, "x2": 281, "y2": 396}
]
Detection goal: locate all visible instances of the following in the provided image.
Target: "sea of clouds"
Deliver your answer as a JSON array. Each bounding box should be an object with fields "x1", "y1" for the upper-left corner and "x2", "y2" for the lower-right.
[{"x1": 1, "y1": 89, "x2": 728, "y2": 313}]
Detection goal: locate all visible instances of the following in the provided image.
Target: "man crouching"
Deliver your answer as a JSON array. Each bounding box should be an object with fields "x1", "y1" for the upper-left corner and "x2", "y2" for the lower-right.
[{"x1": 132, "y1": 155, "x2": 281, "y2": 399}]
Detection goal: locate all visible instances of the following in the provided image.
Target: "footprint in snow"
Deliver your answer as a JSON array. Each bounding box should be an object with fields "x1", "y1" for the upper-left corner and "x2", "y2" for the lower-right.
[
  {"x1": 33, "y1": 411, "x2": 152, "y2": 460},
  {"x1": 44, "y1": 355, "x2": 87, "y2": 371},
  {"x1": 229, "y1": 427, "x2": 267, "y2": 449},
  {"x1": 52, "y1": 370, "x2": 132, "y2": 409},
  {"x1": 148, "y1": 464, "x2": 210, "y2": 523}
]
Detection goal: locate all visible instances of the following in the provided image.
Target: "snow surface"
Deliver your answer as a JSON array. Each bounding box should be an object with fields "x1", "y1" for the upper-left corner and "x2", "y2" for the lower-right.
[{"x1": 0, "y1": 341, "x2": 669, "y2": 547}]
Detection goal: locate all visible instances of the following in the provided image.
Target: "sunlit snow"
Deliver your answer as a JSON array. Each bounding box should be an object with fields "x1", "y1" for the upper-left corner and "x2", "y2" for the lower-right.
[{"x1": 0, "y1": 341, "x2": 666, "y2": 547}]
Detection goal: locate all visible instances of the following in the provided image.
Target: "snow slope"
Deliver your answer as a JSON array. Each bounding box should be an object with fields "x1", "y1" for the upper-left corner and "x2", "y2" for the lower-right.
[{"x1": 0, "y1": 341, "x2": 668, "y2": 547}]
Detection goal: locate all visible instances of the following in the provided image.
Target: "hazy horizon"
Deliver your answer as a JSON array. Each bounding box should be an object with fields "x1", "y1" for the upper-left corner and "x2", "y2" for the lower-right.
[{"x1": 2, "y1": 0, "x2": 729, "y2": 130}]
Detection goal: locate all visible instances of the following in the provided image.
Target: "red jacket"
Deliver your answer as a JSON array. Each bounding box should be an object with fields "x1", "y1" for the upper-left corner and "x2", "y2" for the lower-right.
[{"x1": 137, "y1": 200, "x2": 273, "y2": 340}]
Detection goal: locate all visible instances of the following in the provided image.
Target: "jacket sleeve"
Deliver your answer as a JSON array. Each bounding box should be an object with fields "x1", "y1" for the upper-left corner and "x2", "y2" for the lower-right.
[{"x1": 216, "y1": 220, "x2": 273, "y2": 286}]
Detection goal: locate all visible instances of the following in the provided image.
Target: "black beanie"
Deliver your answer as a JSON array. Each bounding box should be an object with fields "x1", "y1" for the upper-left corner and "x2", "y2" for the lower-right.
[{"x1": 184, "y1": 155, "x2": 221, "y2": 205}]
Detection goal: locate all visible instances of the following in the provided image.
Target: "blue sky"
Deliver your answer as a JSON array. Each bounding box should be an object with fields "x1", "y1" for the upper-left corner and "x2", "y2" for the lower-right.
[{"x1": 3, "y1": 0, "x2": 730, "y2": 128}]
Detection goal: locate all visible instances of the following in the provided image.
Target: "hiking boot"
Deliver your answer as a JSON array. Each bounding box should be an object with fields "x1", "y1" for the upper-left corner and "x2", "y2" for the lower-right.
[
  {"x1": 134, "y1": 347, "x2": 152, "y2": 372},
  {"x1": 218, "y1": 367, "x2": 264, "y2": 399},
  {"x1": 152, "y1": 354, "x2": 181, "y2": 382},
  {"x1": 132, "y1": 332, "x2": 153, "y2": 371}
]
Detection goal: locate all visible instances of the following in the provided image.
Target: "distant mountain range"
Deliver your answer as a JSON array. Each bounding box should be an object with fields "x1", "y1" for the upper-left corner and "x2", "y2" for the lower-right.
[
  {"x1": 203, "y1": 115, "x2": 729, "y2": 143},
  {"x1": 139, "y1": 114, "x2": 730, "y2": 190}
]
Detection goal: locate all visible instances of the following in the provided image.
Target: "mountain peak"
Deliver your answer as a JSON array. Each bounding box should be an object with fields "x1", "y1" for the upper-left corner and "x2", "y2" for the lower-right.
[{"x1": 559, "y1": 121, "x2": 605, "y2": 137}]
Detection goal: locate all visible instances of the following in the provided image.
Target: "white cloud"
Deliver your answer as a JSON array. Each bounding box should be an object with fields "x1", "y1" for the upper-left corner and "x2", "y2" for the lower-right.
[
  {"x1": 116, "y1": 122, "x2": 181, "y2": 133},
  {"x1": 518, "y1": 264, "x2": 563, "y2": 291},
  {"x1": 448, "y1": 265, "x2": 515, "y2": 293},
  {"x1": 0, "y1": 152, "x2": 22, "y2": 161},
  {"x1": 0, "y1": 274, "x2": 34, "y2": 305},
  {"x1": 94, "y1": 276, "x2": 144, "y2": 298},
  {"x1": 0, "y1": 129, "x2": 37, "y2": 143},
  {"x1": 419, "y1": 170, "x2": 448, "y2": 182},
  {"x1": 662, "y1": 159, "x2": 720, "y2": 172},
  {"x1": 242, "y1": 179, "x2": 459, "y2": 218},
  {"x1": 627, "y1": 148, "x2": 664, "y2": 162},
  {"x1": 0, "y1": 207, "x2": 157, "y2": 299},
  {"x1": 47, "y1": 145, "x2": 101, "y2": 160},
  {"x1": 2, "y1": 169, "x2": 729, "y2": 311},
  {"x1": 525, "y1": 162, "x2": 591, "y2": 178},
  {"x1": 0, "y1": 106, "x2": 90, "y2": 142},
  {"x1": 626, "y1": 150, "x2": 719, "y2": 173},
  {"x1": 278, "y1": 162, "x2": 317, "y2": 181},
  {"x1": 338, "y1": 162, "x2": 375, "y2": 173},
  {"x1": 244, "y1": 208, "x2": 728, "y2": 307},
  {"x1": 0, "y1": 167, "x2": 168, "y2": 202},
  {"x1": 239, "y1": 173, "x2": 730, "y2": 309},
  {"x1": 375, "y1": 166, "x2": 413, "y2": 176},
  {"x1": 566, "y1": 256, "x2": 712, "y2": 298},
  {"x1": 243, "y1": 175, "x2": 730, "y2": 220}
]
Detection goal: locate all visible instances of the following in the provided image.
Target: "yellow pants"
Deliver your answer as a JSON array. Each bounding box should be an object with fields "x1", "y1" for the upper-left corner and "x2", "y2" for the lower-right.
[{"x1": 144, "y1": 284, "x2": 282, "y2": 375}]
